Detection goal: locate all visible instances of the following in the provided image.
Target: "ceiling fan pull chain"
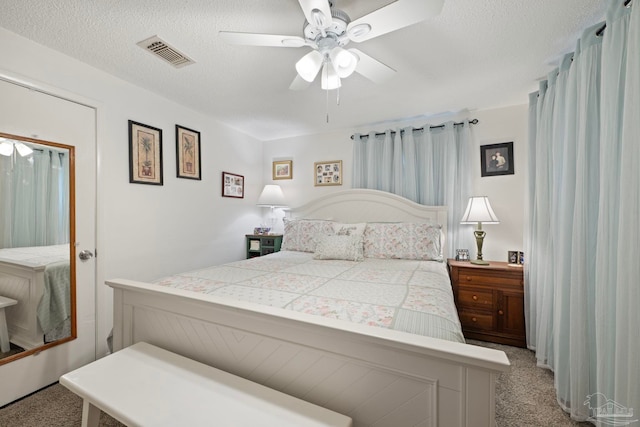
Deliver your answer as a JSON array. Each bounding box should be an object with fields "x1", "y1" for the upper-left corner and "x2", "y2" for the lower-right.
[
  {"x1": 326, "y1": 86, "x2": 330, "y2": 123},
  {"x1": 336, "y1": 86, "x2": 340, "y2": 106}
]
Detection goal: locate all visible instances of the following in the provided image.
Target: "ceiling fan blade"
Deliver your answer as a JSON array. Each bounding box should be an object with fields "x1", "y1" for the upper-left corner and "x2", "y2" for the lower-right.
[
  {"x1": 219, "y1": 31, "x2": 306, "y2": 48},
  {"x1": 346, "y1": 0, "x2": 444, "y2": 43},
  {"x1": 298, "y1": 0, "x2": 333, "y2": 29},
  {"x1": 289, "y1": 75, "x2": 311, "y2": 90},
  {"x1": 349, "y1": 48, "x2": 396, "y2": 83}
]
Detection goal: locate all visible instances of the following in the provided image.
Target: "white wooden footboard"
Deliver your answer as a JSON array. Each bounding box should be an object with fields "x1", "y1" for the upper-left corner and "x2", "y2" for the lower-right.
[
  {"x1": 0, "y1": 261, "x2": 46, "y2": 350},
  {"x1": 109, "y1": 279, "x2": 509, "y2": 427}
]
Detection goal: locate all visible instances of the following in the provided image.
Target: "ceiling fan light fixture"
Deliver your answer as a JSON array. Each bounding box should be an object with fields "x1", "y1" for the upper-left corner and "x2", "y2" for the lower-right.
[
  {"x1": 321, "y1": 63, "x2": 341, "y2": 90},
  {"x1": 0, "y1": 142, "x2": 12, "y2": 157},
  {"x1": 347, "y1": 23, "x2": 371, "y2": 40},
  {"x1": 16, "y1": 142, "x2": 34, "y2": 157},
  {"x1": 295, "y1": 50, "x2": 324, "y2": 82},
  {"x1": 329, "y1": 47, "x2": 358, "y2": 78}
]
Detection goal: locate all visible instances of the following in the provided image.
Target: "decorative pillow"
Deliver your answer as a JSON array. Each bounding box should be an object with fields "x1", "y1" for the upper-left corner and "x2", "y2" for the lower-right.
[
  {"x1": 313, "y1": 234, "x2": 364, "y2": 261},
  {"x1": 363, "y1": 222, "x2": 443, "y2": 261},
  {"x1": 281, "y1": 218, "x2": 335, "y2": 252},
  {"x1": 332, "y1": 222, "x2": 366, "y2": 237}
]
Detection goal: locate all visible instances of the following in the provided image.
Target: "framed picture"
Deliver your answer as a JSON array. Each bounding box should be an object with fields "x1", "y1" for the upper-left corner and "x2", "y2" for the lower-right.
[
  {"x1": 222, "y1": 171, "x2": 244, "y2": 198},
  {"x1": 129, "y1": 120, "x2": 163, "y2": 185},
  {"x1": 175, "y1": 125, "x2": 201, "y2": 180},
  {"x1": 456, "y1": 249, "x2": 470, "y2": 261},
  {"x1": 314, "y1": 160, "x2": 342, "y2": 186},
  {"x1": 273, "y1": 160, "x2": 293, "y2": 180},
  {"x1": 480, "y1": 142, "x2": 514, "y2": 177}
]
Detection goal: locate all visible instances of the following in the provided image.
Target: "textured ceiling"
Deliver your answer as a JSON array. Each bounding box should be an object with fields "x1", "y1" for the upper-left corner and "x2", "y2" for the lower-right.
[{"x1": 0, "y1": 0, "x2": 607, "y2": 141}]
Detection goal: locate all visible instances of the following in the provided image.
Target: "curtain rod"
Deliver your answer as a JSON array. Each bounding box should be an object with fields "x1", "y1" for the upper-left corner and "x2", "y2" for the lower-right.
[
  {"x1": 596, "y1": 0, "x2": 632, "y2": 36},
  {"x1": 349, "y1": 118, "x2": 479, "y2": 140}
]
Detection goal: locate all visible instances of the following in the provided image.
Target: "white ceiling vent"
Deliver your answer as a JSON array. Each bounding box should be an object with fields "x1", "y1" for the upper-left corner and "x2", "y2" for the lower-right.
[{"x1": 137, "y1": 35, "x2": 195, "y2": 68}]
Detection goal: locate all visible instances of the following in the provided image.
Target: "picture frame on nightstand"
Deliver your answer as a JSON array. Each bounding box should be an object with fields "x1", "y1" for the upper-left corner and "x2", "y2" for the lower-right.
[{"x1": 456, "y1": 249, "x2": 470, "y2": 261}]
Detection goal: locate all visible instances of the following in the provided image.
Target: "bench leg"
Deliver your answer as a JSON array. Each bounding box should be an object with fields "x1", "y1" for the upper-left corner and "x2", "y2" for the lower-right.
[
  {"x1": 0, "y1": 309, "x2": 10, "y2": 353},
  {"x1": 82, "y1": 400, "x2": 101, "y2": 427}
]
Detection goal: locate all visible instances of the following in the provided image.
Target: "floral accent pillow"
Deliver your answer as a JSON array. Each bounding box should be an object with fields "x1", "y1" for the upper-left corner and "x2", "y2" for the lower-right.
[
  {"x1": 363, "y1": 222, "x2": 443, "y2": 261},
  {"x1": 332, "y1": 222, "x2": 366, "y2": 237},
  {"x1": 281, "y1": 218, "x2": 335, "y2": 252},
  {"x1": 313, "y1": 234, "x2": 365, "y2": 261}
]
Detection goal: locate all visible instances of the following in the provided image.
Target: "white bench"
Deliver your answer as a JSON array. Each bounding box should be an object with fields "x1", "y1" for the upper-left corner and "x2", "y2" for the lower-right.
[
  {"x1": 0, "y1": 295, "x2": 18, "y2": 353},
  {"x1": 60, "y1": 342, "x2": 353, "y2": 427}
]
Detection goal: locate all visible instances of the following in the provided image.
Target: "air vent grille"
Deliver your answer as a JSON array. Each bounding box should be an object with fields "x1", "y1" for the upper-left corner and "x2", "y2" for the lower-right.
[{"x1": 137, "y1": 36, "x2": 195, "y2": 68}]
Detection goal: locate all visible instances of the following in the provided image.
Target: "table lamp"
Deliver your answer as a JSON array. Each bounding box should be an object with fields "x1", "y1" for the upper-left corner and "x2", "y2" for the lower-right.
[
  {"x1": 257, "y1": 185, "x2": 287, "y2": 233},
  {"x1": 460, "y1": 196, "x2": 499, "y2": 265}
]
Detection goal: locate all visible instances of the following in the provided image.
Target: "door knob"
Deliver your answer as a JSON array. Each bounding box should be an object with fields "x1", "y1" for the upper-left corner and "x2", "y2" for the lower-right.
[{"x1": 79, "y1": 250, "x2": 94, "y2": 261}]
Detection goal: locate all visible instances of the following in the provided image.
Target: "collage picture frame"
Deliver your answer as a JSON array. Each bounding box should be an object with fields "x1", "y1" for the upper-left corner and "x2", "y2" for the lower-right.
[{"x1": 314, "y1": 160, "x2": 342, "y2": 186}]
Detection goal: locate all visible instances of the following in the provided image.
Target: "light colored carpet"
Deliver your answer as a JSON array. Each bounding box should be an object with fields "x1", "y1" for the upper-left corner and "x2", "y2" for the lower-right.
[{"x1": 0, "y1": 340, "x2": 592, "y2": 426}]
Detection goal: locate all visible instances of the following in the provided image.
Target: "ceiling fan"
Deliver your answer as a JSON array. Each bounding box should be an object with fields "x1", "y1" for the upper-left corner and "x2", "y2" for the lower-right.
[{"x1": 219, "y1": 0, "x2": 445, "y2": 91}]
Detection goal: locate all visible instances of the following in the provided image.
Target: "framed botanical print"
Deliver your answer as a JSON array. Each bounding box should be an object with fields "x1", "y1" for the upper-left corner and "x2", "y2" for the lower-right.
[
  {"x1": 222, "y1": 171, "x2": 244, "y2": 198},
  {"x1": 480, "y1": 142, "x2": 514, "y2": 177},
  {"x1": 273, "y1": 160, "x2": 293, "y2": 180},
  {"x1": 129, "y1": 120, "x2": 163, "y2": 185},
  {"x1": 176, "y1": 125, "x2": 201, "y2": 180},
  {"x1": 314, "y1": 160, "x2": 342, "y2": 186}
]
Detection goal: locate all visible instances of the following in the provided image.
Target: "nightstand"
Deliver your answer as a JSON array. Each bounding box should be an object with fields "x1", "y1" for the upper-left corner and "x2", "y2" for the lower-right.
[
  {"x1": 246, "y1": 234, "x2": 283, "y2": 259},
  {"x1": 448, "y1": 259, "x2": 526, "y2": 347}
]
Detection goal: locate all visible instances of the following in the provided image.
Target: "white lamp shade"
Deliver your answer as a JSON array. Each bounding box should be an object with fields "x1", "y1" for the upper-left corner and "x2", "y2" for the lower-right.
[
  {"x1": 321, "y1": 63, "x2": 341, "y2": 90},
  {"x1": 329, "y1": 47, "x2": 358, "y2": 78},
  {"x1": 460, "y1": 196, "x2": 500, "y2": 224},
  {"x1": 295, "y1": 50, "x2": 324, "y2": 82},
  {"x1": 257, "y1": 185, "x2": 287, "y2": 208}
]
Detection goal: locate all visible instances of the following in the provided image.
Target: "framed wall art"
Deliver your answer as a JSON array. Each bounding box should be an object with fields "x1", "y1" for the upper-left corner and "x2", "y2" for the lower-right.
[
  {"x1": 272, "y1": 160, "x2": 293, "y2": 180},
  {"x1": 129, "y1": 120, "x2": 163, "y2": 185},
  {"x1": 480, "y1": 142, "x2": 514, "y2": 177},
  {"x1": 175, "y1": 125, "x2": 201, "y2": 180},
  {"x1": 314, "y1": 160, "x2": 342, "y2": 186},
  {"x1": 222, "y1": 171, "x2": 244, "y2": 198}
]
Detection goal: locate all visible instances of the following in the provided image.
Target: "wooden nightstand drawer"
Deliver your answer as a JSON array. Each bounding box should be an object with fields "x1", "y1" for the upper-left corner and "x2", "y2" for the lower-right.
[
  {"x1": 457, "y1": 288, "x2": 494, "y2": 309},
  {"x1": 457, "y1": 269, "x2": 522, "y2": 287},
  {"x1": 459, "y1": 311, "x2": 494, "y2": 331}
]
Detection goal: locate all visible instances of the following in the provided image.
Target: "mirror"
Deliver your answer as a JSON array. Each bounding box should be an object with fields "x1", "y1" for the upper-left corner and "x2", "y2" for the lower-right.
[{"x1": 0, "y1": 133, "x2": 75, "y2": 365}]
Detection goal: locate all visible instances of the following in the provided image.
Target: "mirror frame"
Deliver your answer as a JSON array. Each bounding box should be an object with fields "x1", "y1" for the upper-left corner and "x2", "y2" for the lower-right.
[{"x1": 0, "y1": 132, "x2": 76, "y2": 366}]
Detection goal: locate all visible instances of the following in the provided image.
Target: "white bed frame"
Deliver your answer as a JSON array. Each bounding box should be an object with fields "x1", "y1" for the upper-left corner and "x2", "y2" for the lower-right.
[
  {"x1": 108, "y1": 189, "x2": 509, "y2": 426},
  {"x1": 0, "y1": 260, "x2": 47, "y2": 350}
]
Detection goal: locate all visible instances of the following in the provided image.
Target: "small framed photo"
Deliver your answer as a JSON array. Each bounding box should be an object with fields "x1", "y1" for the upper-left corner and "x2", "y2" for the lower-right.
[
  {"x1": 456, "y1": 249, "x2": 470, "y2": 261},
  {"x1": 176, "y1": 125, "x2": 201, "y2": 180},
  {"x1": 129, "y1": 120, "x2": 163, "y2": 185},
  {"x1": 480, "y1": 142, "x2": 514, "y2": 177},
  {"x1": 273, "y1": 160, "x2": 293, "y2": 180},
  {"x1": 508, "y1": 250, "x2": 524, "y2": 266},
  {"x1": 222, "y1": 171, "x2": 244, "y2": 198},
  {"x1": 314, "y1": 160, "x2": 342, "y2": 186}
]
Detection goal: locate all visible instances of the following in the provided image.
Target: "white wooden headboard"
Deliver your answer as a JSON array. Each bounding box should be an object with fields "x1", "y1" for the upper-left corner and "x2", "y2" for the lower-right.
[{"x1": 289, "y1": 188, "x2": 448, "y2": 252}]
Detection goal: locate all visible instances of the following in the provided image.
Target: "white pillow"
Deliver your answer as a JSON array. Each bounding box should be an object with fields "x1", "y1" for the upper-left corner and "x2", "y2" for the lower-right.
[
  {"x1": 332, "y1": 222, "x2": 366, "y2": 237},
  {"x1": 282, "y1": 218, "x2": 335, "y2": 252},
  {"x1": 313, "y1": 234, "x2": 364, "y2": 261}
]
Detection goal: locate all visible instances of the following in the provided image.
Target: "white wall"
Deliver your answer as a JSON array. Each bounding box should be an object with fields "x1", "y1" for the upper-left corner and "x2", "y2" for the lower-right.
[
  {"x1": 0, "y1": 27, "x2": 264, "y2": 357},
  {"x1": 262, "y1": 104, "x2": 528, "y2": 263}
]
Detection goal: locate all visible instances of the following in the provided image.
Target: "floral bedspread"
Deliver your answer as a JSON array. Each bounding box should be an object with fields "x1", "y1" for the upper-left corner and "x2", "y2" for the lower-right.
[{"x1": 154, "y1": 251, "x2": 464, "y2": 343}]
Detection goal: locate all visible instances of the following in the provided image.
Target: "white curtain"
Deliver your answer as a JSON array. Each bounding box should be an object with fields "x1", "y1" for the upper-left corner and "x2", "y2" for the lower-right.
[
  {"x1": 526, "y1": 0, "x2": 639, "y2": 421},
  {"x1": 0, "y1": 144, "x2": 69, "y2": 248},
  {"x1": 352, "y1": 120, "x2": 473, "y2": 258}
]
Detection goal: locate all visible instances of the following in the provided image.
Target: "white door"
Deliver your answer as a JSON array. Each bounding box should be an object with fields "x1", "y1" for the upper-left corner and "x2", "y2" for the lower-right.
[{"x1": 0, "y1": 78, "x2": 96, "y2": 405}]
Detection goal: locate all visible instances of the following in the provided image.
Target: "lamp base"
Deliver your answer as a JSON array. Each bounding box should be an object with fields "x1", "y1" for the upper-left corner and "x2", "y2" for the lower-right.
[{"x1": 470, "y1": 259, "x2": 490, "y2": 265}]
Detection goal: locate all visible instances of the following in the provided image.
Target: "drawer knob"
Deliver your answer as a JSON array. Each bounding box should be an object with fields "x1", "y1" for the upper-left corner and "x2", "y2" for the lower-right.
[
  {"x1": 466, "y1": 276, "x2": 472, "y2": 281},
  {"x1": 472, "y1": 295, "x2": 478, "y2": 301},
  {"x1": 498, "y1": 310, "x2": 504, "y2": 315},
  {"x1": 471, "y1": 317, "x2": 477, "y2": 322}
]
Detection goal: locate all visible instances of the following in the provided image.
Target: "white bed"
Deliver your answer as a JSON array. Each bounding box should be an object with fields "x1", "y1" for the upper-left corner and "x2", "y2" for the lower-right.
[
  {"x1": 0, "y1": 244, "x2": 71, "y2": 350},
  {"x1": 108, "y1": 189, "x2": 510, "y2": 426}
]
